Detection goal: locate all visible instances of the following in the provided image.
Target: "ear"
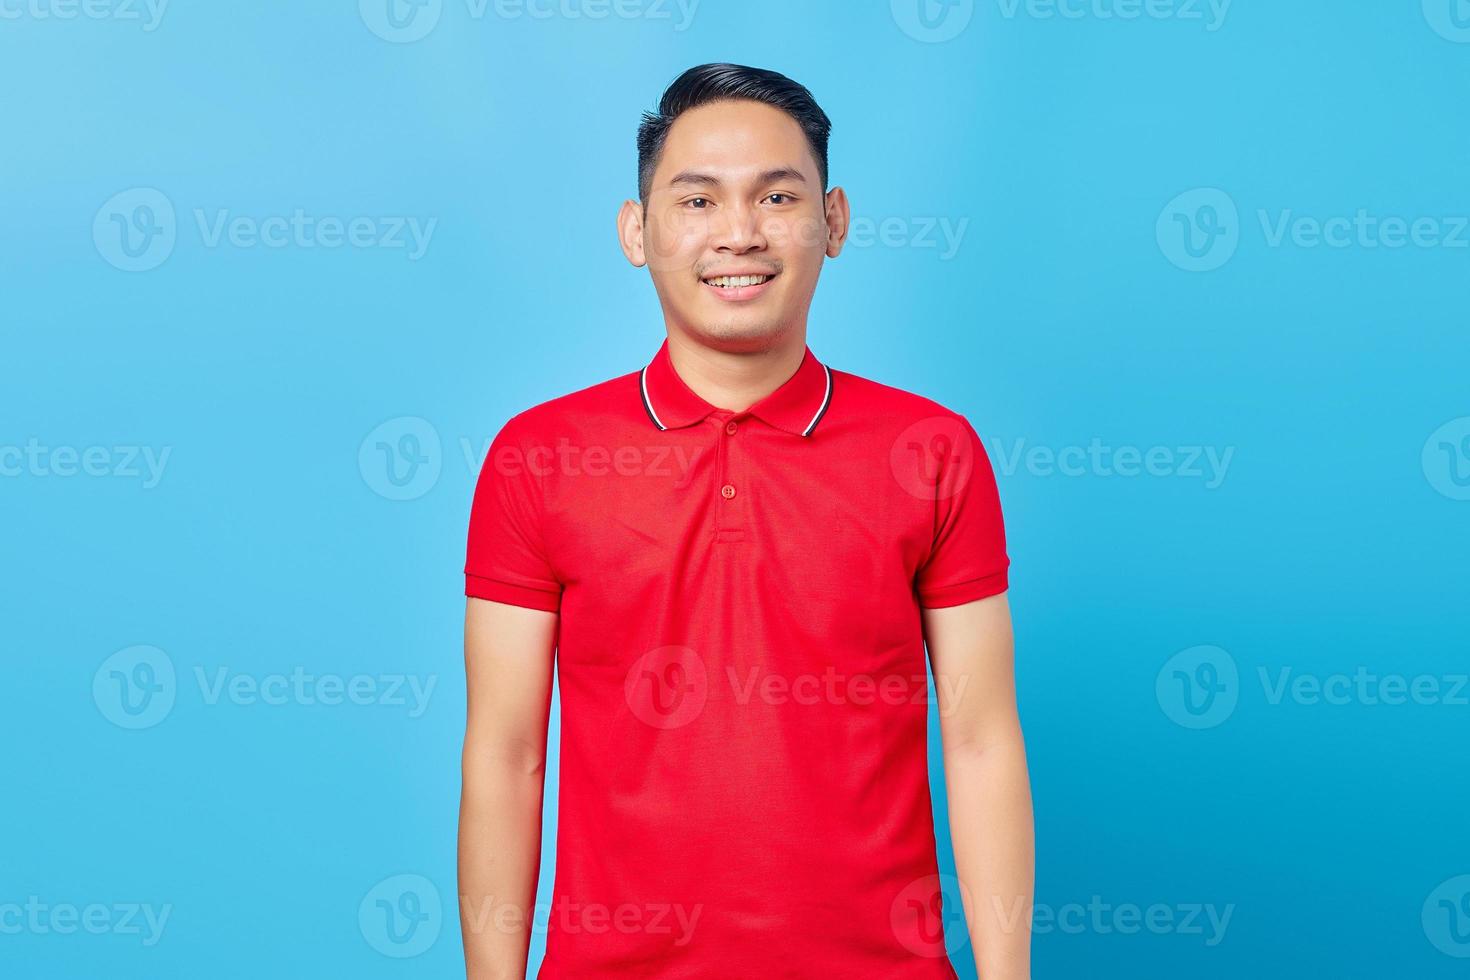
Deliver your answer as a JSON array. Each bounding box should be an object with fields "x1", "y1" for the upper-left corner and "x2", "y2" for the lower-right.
[
  {"x1": 617, "y1": 199, "x2": 647, "y2": 267},
  {"x1": 823, "y1": 186, "x2": 850, "y2": 259}
]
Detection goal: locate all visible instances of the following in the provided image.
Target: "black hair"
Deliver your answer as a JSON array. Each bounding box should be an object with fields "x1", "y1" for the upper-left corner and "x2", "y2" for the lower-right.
[{"x1": 636, "y1": 63, "x2": 831, "y2": 204}]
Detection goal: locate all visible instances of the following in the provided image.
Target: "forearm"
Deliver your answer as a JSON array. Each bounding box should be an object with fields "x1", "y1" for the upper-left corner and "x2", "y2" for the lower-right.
[
  {"x1": 944, "y1": 733, "x2": 1034, "y2": 980},
  {"x1": 458, "y1": 745, "x2": 546, "y2": 980}
]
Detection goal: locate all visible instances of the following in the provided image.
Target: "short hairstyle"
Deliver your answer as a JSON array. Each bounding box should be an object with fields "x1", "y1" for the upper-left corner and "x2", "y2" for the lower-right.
[{"x1": 636, "y1": 63, "x2": 832, "y2": 204}]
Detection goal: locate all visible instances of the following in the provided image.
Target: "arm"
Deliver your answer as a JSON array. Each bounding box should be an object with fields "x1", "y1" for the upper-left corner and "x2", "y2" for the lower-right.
[
  {"x1": 924, "y1": 591, "x2": 1034, "y2": 980},
  {"x1": 458, "y1": 596, "x2": 558, "y2": 980}
]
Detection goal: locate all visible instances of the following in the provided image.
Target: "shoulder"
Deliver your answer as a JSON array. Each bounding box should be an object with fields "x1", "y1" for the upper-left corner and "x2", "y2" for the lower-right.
[
  {"x1": 494, "y1": 369, "x2": 643, "y2": 444},
  {"x1": 828, "y1": 366, "x2": 974, "y2": 428}
]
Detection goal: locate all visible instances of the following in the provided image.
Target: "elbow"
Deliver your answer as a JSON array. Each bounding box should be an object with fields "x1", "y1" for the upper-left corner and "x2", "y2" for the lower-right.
[
  {"x1": 461, "y1": 733, "x2": 547, "y2": 784},
  {"x1": 941, "y1": 724, "x2": 1027, "y2": 764}
]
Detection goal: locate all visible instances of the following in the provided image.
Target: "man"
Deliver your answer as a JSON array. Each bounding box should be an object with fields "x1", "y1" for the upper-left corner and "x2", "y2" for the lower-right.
[{"x1": 459, "y1": 63, "x2": 1033, "y2": 979}]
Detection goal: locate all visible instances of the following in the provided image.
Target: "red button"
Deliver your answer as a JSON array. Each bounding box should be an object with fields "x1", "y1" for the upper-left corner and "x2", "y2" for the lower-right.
[
  {"x1": 725, "y1": 421, "x2": 738, "y2": 435},
  {"x1": 720, "y1": 484, "x2": 736, "y2": 499}
]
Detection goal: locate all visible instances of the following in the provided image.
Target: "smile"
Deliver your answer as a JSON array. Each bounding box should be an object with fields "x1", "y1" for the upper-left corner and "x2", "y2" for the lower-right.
[{"x1": 700, "y1": 271, "x2": 778, "y2": 301}]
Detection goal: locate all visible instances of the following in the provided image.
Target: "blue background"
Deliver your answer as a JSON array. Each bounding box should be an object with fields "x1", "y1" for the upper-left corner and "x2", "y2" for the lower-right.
[{"x1": 3, "y1": 0, "x2": 1468, "y2": 976}]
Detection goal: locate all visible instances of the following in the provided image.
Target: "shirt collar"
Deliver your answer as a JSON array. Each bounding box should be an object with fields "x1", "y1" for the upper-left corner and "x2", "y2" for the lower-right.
[{"x1": 639, "y1": 338, "x2": 834, "y2": 438}]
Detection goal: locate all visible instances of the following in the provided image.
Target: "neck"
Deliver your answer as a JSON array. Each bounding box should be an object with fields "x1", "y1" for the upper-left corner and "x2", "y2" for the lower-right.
[{"x1": 665, "y1": 329, "x2": 807, "y2": 414}]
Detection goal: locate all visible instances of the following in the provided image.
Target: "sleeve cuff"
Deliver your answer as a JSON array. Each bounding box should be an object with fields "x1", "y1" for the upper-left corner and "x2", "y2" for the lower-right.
[
  {"x1": 916, "y1": 567, "x2": 1009, "y2": 609},
  {"x1": 465, "y1": 573, "x2": 561, "y2": 613}
]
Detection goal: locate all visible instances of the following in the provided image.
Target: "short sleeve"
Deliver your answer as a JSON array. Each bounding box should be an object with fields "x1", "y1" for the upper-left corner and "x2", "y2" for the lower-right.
[
  {"x1": 914, "y1": 415, "x2": 1010, "y2": 608},
  {"x1": 464, "y1": 418, "x2": 563, "y2": 612}
]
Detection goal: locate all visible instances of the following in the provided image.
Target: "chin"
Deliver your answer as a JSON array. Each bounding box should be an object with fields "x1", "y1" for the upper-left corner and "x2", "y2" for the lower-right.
[{"x1": 689, "y1": 318, "x2": 792, "y2": 352}]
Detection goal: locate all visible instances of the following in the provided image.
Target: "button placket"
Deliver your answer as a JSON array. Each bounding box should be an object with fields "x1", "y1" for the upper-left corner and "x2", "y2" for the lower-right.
[
  {"x1": 724, "y1": 416, "x2": 746, "y2": 528},
  {"x1": 712, "y1": 414, "x2": 747, "y2": 540},
  {"x1": 711, "y1": 416, "x2": 729, "y2": 535}
]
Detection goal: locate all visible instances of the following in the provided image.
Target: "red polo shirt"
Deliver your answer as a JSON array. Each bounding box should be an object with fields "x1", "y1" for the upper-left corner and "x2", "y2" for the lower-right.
[{"x1": 465, "y1": 338, "x2": 1009, "y2": 978}]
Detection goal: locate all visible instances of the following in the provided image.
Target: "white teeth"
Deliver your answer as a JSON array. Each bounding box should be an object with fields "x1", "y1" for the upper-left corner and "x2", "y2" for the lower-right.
[{"x1": 706, "y1": 275, "x2": 770, "y2": 288}]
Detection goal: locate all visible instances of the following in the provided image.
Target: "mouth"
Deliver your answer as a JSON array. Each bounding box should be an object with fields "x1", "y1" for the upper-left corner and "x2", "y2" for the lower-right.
[{"x1": 700, "y1": 271, "x2": 779, "y2": 302}]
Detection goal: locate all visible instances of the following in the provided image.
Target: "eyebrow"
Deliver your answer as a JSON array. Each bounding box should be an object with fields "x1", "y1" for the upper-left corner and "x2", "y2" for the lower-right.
[{"x1": 664, "y1": 167, "x2": 809, "y2": 189}]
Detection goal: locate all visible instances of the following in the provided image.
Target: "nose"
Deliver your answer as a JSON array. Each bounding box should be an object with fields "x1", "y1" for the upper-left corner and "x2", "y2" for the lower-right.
[{"x1": 708, "y1": 200, "x2": 766, "y2": 254}]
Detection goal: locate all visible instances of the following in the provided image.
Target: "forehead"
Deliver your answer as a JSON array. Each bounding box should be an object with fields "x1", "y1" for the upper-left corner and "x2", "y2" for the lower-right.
[{"x1": 653, "y1": 99, "x2": 817, "y2": 186}]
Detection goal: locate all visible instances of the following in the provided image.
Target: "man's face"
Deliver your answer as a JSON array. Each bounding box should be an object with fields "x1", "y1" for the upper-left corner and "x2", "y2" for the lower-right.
[{"x1": 621, "y1": 99, "x2": 847, "y2": 352}]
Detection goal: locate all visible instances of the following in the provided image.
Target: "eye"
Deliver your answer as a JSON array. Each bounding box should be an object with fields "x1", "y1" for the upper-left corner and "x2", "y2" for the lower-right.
[
  {"x1": 684, "y1": 197, "x2": 711, "y2": 210},
  {"x1": 766, "y1": 193, "x2": 793, "y2": 205}
]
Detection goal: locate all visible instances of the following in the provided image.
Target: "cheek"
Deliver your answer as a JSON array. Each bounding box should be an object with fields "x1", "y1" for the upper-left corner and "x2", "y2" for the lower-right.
[
  {"x1": 764, "y1": 213, "x2": 829, "y2": 254},
  {"x1": 645, "y1": 214, "x2": 710, "y2": 275}
]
